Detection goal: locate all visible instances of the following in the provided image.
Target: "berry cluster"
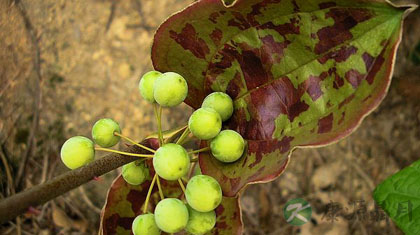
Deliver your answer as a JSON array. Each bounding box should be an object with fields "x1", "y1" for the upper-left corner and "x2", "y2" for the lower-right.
[{"x1": 60, "y1": 71, "x2": 246, "y2": 235}]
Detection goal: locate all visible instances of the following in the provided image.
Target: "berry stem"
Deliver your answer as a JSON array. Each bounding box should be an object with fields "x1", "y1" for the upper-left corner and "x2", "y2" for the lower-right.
[
  {"x1": 153, "y1": 103, "x2": 164, "y2": 146},
  {"x1": 176, "y1": 127, "x2": 190, "y2": 145},
  {"x1": 113, "y1": 132, "x2": 156, "y2": 153},
  {"x1": 178, "y1": 178, "x2": 186, "y2": 194},
  {"x1": 143, "y1": 174, "x2": 157, "y2": 214},
  {"x1": 156, "y1": 176, "x2": 164, "y2": 200},
  {"x1": 188, "y1": 146, "x2": 210, "y2": 154},
  {"x1": 94, "y1": 147, "x2": 153, "y2": 158},
  {"x1": 188, "y1": 161, "x2": 197, "y2": 179}
]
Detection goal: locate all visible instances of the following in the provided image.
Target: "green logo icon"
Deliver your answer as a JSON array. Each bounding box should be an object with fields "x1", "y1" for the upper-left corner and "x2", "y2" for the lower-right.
[{"x1": 283, "y1": 198, "x2": 312, "y2": 226}]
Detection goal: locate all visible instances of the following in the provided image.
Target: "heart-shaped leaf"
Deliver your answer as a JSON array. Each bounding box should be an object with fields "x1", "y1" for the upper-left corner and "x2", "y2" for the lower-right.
[
  {"x1": 100, "y1": 165, "x2": 243, "y2": 234},
  {"x1": 152, "y1": 0, "x2": 417, "y2": 196}
]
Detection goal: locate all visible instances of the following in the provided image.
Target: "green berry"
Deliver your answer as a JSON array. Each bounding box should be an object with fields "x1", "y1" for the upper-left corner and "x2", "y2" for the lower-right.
[
  {"x1": 188, "y1": 108, "x2": 222, "y2": 140},
  {"x1": 132, "y1": 213, "x2": 160, "y2": 235},
  {"x1": 154, "y1": 198, "x2": 189, "y2": 233},
  {"x1": 91, "y1": 118, "x2": 121, "y2": 148},
  {"x1": 202, "y1": 92, "x2": 234, "y2": 121},
  {"x1": 60, "y1": 136, "x2": 95, "y2": 169},
  {"x1": 185, "y1": 175, "x2": 222, "y2": 212},
  {"x1": 153, "y1": 72, "x2": 188, "y2": 107},
  {"x1": 153, "y1": 144, "x2": 190, "y2": 180},
  {"x1": 139, "y1": 71, "x2": 162, "y2": 103},
  {"x1": 122, "y1": 161, "x2": 149, "y2": 185},
  {"x1": 186, "y1": 205, "x2": 216, "y2": 235},
  {"x1": 210, "y1": 130, "x2": 245, "y2": 163}
]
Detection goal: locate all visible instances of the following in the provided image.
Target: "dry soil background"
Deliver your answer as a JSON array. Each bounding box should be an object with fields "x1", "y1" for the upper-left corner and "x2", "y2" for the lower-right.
[{"x1": 0, "y1": 0, "x2": 419, "y2": 234}]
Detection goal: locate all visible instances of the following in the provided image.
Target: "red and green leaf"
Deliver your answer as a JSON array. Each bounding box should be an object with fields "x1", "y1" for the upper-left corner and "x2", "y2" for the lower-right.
[
  {"x1": 100, "y1": 163, "x2": 243, "y2": 234},
  {"x1": 152, "y1": 0, "x2": 416, "y2": 196}
]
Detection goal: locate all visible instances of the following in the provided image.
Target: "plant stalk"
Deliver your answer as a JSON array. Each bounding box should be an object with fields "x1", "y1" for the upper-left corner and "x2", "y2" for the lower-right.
[{"x1": 0, "y1": 143, "x2": 148, "y2": 224}]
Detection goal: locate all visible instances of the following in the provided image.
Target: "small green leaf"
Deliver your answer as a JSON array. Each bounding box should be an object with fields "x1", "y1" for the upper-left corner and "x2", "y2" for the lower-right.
[{"x1": 373, "y1": 160, "x2": 420, "y2": 235}]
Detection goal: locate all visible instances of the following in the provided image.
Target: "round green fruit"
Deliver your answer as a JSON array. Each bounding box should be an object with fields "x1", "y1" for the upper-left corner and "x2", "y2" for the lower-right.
[
  {"x1": 153, "y1": 144, "x2": 190, "y2": 180},
  {"x1": 60, "y1": 136, "x2": 95, "y2": 169},
  {"x1": 186, "y1": 205, "x2": 216, "y2": 235},
  {"x1": 139, "y1": 71, "x2": 162, "y2": 103},
  {"x1": 132, "y1": 213, "x2": 160, "y2": 235},
  {"x1": 188, "y1": 108, "x2": 222, "y2": 140},
  {"x1": 153, "y1": 72, "x2": 188, "y2": 107},
  {"x1": 154, "y1": 198, "x2": 189, "y2": 233},
  {"x1": 210, "y1": 130, "x2": 245, "y2": 163},
  {"x1": 185, "y1": 175, "x2": 222, "y2": 212},
  {"x1": 202, "y1": 92, "x2": 234, "y2": 121},
  {"x1": 122, "y1": 161, "x2": 149, "y2": 185},
  {"x1": 91, "y1": 118, "x2": 121, "y2": 147}
]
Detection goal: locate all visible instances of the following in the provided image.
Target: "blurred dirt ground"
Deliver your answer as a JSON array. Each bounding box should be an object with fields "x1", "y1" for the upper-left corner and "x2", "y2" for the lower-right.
[{"x1": 0, "y1": 0, "x2": 419, "y2": 234}]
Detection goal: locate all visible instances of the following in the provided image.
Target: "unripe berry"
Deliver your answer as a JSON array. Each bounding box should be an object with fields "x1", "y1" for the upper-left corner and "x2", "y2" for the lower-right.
[
  {"x1": 154, "y1": 198, "x2": 189, "y2": 233},
  {"x1": 210, "y1": 130, "x2": 245, "y2": 163},
  {"x1": 139, "y1": 71, "x2": 162, "y2": 103},
  {"x1": 92, "y1": 118, "x2": 121, "y2": 147},
  {"x1": 153, "y1": 72, "x2": 188, "y2": 107},
  {"x1": 122, "y1": 161, "x2": 149, "y2": 185},
  {"x1": 132, "y1": 213, "x2": 160, "y2": 235},
  {"x1": 153, "y1": 144, "x2": 190, "y2": 180},
  {"x1": 202, "y1": 92, "x2": 234, "y2": 121},
  {"x1": 185, "y1": 175, "x2": 222, "y2": 212},
  {"x1": 60, "y1": 136, "x2": 95, "y2": 169},
  {"x1": 188, "y1": 108, "x2": 222, "y2": 140},
  {"x1": 186, "y1": 205, "x2": 216, "y2": 235}
]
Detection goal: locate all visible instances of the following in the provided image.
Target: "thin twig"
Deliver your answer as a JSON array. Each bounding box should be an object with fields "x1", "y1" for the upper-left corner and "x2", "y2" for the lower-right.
[
  {"x1": 114, "y1": 132, "x2": 156, "y2": 153},
  {"x1": 178, "y1": 179, "x2": 186, "y2": 194},
  {"x1": 0, "y1": 146, "x2": 15, "y2": 195},
  {"x1": 95, "y1": 147, "x2": 153, "y2": 158},
  {"x1": 188, "y1": 147, "x2": 210, "y2": 155},
  {"x1": 131, "y1": 0, "x2": 154, "y2": 30},
  {"x1": 0, "y1": 142, "x2": 145, "y2": 223},
  {"x1": 188, "y1": 162, "x2": 197, "y2": 179},
  {"x1": 143, "y1": 174, "x2": 157, "y2": 213},
  {"x1": 153, "y1": 103, "x2": 164, "y2": 146},
  {"x1": 176, "y1": 127, "x2": 190, "y2": 145},
  {"x1": 14, "y1": 0, "x2": 43, "y2": 189},
  {"x1": 105, "y1": 0, "x2": 117, "y2": 33},
  {"x1": 1, "y1": 146, "x2": 21, "y2": 235},
  {"x1": 156, "y1": 176, "x2": 164, "y2": 200},
  {"x1": 40, "y1": 151, "x2": 49, "y2": 184}
]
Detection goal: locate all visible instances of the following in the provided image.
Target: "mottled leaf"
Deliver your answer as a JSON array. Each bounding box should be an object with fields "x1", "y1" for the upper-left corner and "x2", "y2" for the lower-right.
[
  {"x1": 373, "y1": 159, "x2": 420, "y2": 234},
  {"x1": 152, "y1": 0, "x2": 417, "y2": 196},
  {"x1": 100, "y1": 152, "x2": 243, "y2": 234}
]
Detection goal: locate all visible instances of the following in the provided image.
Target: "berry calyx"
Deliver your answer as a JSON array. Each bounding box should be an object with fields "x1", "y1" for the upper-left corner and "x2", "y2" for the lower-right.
[
  {"x1": 210, "y1": 130, "x2": 245, "y2": 163},
  {"x1": 185, "y1": 205, "x2": 216, "y2": 235},
  {"x1": 60, "y1": 136, "x2": 95, "y2": 169},
  {"x1": 185, "y1": 175, "x2": 222, "y2": 212},
  {"x1": 92, "y1": 118, "x2": 121, "y2": 148},
  {"x1": 122, "y1": 160, "x2": 149, "y2": 185},
  {"x1": 188, "y1": 108, "x2": 222, "y2": 140},
  {"x1": 153, "y1": 72, "x2": 188, "y2": 107},
  {"x1": 139, "y1": 71, "x2": 162, "y2": 103},
  {"x1": 132, "y1": 213, "x2": 160, "y2": 235},
  {"x1": 202, "y1": 92, "x2": 234, "y2": 121},
  {"x1": 153, "y1": 144, "x2": 190, "y2": 180},
  {"x1": 154, "y1": 198, "x2": 189, "y2": 233}
]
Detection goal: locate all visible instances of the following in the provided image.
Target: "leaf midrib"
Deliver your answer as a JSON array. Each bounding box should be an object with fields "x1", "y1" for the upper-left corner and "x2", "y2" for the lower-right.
[
  {"x1": 232, "y1": 12, "x2": 401, "y2": 142},
  {"x1": 234, "y1": 11, "x2": 401, "y2": 101}
]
